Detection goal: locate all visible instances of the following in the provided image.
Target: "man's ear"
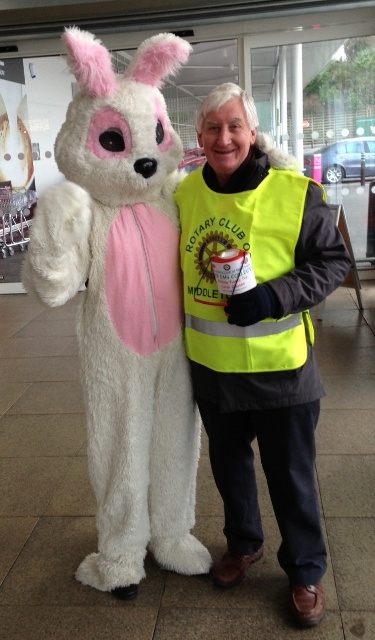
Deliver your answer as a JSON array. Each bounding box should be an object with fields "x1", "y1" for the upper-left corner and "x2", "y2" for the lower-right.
[{"x1": 197, "y1": 132, "x2": 203, "y2": 147}]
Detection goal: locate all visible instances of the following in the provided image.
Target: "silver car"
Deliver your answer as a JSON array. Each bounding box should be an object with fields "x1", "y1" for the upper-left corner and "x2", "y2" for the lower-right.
[{"x1": 304, "y1": 136, "x2": 375, "y2": 184}]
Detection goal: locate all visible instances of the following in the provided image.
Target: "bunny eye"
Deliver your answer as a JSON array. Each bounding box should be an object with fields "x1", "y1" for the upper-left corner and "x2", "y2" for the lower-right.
[
  {"x1": 155, "y1": 120, "x2": 164, "y2": 145},
  {"x1": 99, "y1": 128, "x2": 125, "y2": 152}
]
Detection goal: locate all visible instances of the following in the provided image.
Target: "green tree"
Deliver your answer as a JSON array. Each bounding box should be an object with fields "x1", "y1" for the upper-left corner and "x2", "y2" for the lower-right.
[{"x1": 304, "y1": 37, "x2": 375, "y2": 113}]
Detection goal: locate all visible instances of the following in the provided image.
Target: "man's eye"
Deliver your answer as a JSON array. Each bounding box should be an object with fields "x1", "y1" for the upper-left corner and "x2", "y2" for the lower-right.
[
  {"x1": 99, "y1": 128, "x2": 125, "y2": 152},
  {"x1": 156, "y1": 120, "x2": 164, "y2": 145}
]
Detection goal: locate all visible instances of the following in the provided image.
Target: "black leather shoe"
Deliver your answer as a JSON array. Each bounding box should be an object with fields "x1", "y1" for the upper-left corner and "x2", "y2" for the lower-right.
[
  {"x1": 111, "y1": 584, "x2": 138, "y2": 600},
  {"x1": 290, "y1": 583, "x2": 325, "y2": 627},
  {"x1": 213, "y1": 546, "x2": 264, "y2": 588}
]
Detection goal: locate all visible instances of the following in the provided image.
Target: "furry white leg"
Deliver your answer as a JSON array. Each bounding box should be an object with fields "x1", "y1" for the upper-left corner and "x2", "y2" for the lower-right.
[
  {"x1": 148, "y1": 339, "x2": 212, "y2": 575},
  {"x1": 150, "y1": 533, "x2": 212, "y2": 575},
  {"x1": 79, "y1": 347, "x2": 157, "y2": 592},
  {"x1": 76, "y1": 553, "x2": 108, "y2": 591},
  {"x1": 76, "y1": 549, "x2": 146, "y2": 591}
]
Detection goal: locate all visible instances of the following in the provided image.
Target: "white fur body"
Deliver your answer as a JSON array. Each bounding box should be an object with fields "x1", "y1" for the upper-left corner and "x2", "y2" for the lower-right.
[{"x1": 22, "y1": 30, "x2": 212, "y2": 591}]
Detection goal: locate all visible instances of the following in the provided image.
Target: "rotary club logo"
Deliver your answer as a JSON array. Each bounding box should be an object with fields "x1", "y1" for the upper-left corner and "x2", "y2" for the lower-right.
[{"x1": 194, "y1": 231, "x2": 238, "y2": 284}]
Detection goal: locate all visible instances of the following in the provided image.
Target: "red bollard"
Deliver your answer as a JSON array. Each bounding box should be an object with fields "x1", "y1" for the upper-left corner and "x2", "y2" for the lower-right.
[{"x1": 366, "y1": 180, "x2": 375, "y2": 258}]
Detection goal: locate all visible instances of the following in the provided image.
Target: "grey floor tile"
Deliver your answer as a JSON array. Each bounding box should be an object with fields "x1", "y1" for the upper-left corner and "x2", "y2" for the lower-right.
[
  {"x1": 154, "y1": 608, "x2": 344, "y2": 640},
  {"x1": 317, "y1": 409, "x2": 375, "y2": 454},
  {"x1": 314, "y1": 345, "x2": 375, "y2": 374},
  {"x1": 60, "y1": 337, "x2": 80, "y2": 356},
  {"x1": 0, "y1": 517, "x2": 38, "y2": 583},
  {"x1": 320, "y1": 375, "x2": 375, "y2": 409},
  {"x1": 0, "y1": 356, "x2": 80, "y2": 383},
  {"x1": 342, "y1": 612, "x2": 375, "y2": 640},
  {"x1": 0, "y1": 382, "x2": 31, "y2": 415},
  {"x1": 313, "y1": 308, "x2": 368, "y2": 327},
  {"x1": 0, "y1": 319, "x2": 40, "y2": 340},
  {"x1": 1, "y1": 284, "x2": 374, "y2": 639},
  {"x1": 6, "y1": 381, "x2": 85, "y2": 415},
  {"x1": 313, "y1": 326, "x2": 375, "y2": 349},
  {"x1": 0, "y1": 605, "x2": 157, "y2": 640},
  {"x1": 0, "y1": 336, "x2": 76, "y2": 359},
  {"x1": 317, "y1": 455, "x2": 375, "y2": 517},
  {"x1": 0, "y1": 457, "x2": 73, "y2": 516},
  {"x1": 35, "y1": 356, "x2": 81, "y2": 381},
  {"x1": 13, "y1": 318, "x2": 77, "y2": 338},
  {"x1": 44, "y1": 457, "x2": 95, "y2": 516},
  {"x1": 0, "y1": 517, "x2": 165, "y2": 608},
  {"x1": 311, "y1": 287, "x2": 357, "y2": 312},
  {"x1": 326, "y1": 517, "x2": 375, "y2": 610},
  {"x1": 357, "y1": 285, "x2": 375, "y2": 309},
  {"x1": 0, "y1": 414, "x2": 86, "y2": 457}
]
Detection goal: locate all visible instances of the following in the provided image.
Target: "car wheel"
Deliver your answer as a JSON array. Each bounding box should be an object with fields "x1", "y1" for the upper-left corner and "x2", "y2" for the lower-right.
[{"x1": 323, "y1": 165, "x2": 345, "y2": 184}]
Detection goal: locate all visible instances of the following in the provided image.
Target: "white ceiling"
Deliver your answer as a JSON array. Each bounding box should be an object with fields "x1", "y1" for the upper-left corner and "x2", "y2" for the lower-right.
[{"x1": 121, "y1": 37, "x2": 345, "y2": 105}]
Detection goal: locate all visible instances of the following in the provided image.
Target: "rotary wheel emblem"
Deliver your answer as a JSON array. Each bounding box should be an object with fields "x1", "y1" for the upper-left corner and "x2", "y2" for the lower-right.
[{"x1": 194, "y1": 231, "x2": 237, "y2": 283}]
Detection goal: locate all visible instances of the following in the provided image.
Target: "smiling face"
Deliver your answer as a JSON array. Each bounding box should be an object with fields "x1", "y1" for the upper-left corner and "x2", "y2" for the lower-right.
[{"x1": 197, "y1": 97, "x2": 257, "y2": 187}]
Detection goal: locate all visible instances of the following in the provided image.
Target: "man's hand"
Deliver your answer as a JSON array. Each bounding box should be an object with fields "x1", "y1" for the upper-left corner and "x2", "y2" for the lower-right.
[{"x1": 224, "y1": 284, "x2": 280, "y2": 326}]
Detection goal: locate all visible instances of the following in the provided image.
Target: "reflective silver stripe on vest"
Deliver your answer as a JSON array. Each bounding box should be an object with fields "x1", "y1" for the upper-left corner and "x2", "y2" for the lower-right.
[{"x1": 185, "y1": 313, "x2": 301, "y2": 338}]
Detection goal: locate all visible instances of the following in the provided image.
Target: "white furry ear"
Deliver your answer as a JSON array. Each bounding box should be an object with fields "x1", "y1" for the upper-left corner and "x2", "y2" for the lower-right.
[
  {"x1": 255, "y1": 132, "x2": 301, "y2": 172},
  {"x1": 62, "y1": 26, "x2": 116, "y2": 98},
  {"x1": 125, "y1": 32, "x2": 192, "y2": 88}
]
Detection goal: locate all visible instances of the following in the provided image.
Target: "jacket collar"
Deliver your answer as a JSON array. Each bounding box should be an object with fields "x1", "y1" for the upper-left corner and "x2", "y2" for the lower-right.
[{"x1": 202, "y1": 147, "x2": 269, "y2": 194}]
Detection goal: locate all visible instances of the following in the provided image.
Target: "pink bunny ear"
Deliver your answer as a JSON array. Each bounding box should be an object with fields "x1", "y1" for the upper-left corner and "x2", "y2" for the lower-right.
[
  {"x1": 125, "y1": 33, "x2": 192, "y2": 88},
  {"x1": 62, "y1": 26, "x2": 116, "y2": 98}
]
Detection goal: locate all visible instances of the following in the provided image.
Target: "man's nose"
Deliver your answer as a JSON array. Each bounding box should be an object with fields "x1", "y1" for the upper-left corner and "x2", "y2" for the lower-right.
[{"x1": 217, "y1": 127, "x2": 231, "y2": 144}]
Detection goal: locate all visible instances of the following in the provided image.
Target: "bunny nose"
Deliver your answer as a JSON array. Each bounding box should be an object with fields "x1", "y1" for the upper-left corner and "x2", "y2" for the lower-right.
[{"x1": 134, "y1": 158, "x2": 157, "y2": 179}]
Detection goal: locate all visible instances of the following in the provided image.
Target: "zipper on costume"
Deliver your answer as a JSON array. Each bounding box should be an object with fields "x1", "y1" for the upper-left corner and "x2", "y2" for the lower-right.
[{"x1": 130, "y1": 205, "x2": 158, "y2": 341}]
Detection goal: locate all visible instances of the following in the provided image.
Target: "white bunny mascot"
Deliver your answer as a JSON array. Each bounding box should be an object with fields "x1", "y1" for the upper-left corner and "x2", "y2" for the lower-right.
[{"x1": 22, "y1": 27, "x2": 212, "y2": 599}]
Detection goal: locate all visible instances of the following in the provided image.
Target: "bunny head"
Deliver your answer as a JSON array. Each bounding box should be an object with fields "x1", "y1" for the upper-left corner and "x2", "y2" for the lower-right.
[{"x1": 54, "y1": 28, "x2": 192, "y2": 206}]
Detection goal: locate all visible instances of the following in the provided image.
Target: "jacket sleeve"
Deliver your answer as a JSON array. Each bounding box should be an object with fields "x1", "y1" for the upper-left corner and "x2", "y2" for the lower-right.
[{"x1": 267, "y1": 182, "x2": 352, "y2": 316}]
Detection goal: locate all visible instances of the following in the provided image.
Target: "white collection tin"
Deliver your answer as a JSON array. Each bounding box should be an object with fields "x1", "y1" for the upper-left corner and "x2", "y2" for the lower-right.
[{"x1": 211, "y1": 249, "x2": 256, "y2": 296}]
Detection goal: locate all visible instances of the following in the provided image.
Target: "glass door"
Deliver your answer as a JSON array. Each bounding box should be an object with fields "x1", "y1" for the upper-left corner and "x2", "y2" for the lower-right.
[{"x1": 251, "y1": 36, "x2": 375, "y2": 265}]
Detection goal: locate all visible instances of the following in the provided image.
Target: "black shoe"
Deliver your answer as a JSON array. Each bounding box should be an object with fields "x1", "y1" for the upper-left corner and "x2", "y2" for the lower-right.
[{"x1": 111, "y1": 584, "x2": 138, "y2": 600}]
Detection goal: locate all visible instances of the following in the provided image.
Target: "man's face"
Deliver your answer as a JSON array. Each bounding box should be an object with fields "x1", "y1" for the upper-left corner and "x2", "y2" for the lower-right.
[{"x1": 197, "y1": 97, "x2": 257, "y2": 186}]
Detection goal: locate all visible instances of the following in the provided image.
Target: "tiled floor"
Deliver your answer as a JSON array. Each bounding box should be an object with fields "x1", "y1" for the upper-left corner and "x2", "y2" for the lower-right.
[{"x1": 1, "y1": 285, "x2": 375, "y2": 639}]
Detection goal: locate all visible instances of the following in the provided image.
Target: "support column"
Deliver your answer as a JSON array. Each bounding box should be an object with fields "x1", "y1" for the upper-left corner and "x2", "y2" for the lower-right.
[
  {"x1": 291, "y1": 43, "x2": 304, "y2": 172},
  {"x1": 275, "y1": 65, "x2": 280, "y2": 147},
  {"x1": 238, "y1": 36, "x2": 252, "y2": 94},
  {"x1": 279, "y1": 46, "x2": 288, "y2": 153}
]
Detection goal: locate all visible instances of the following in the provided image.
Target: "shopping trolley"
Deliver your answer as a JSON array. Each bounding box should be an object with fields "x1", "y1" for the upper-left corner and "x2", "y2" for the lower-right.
[{"x1": 0, "y1": 187, "x2": 37, "y2": 259}]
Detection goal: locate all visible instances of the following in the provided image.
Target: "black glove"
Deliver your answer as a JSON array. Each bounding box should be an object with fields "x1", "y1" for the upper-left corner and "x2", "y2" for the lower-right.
[{"x1": 224, "y1": 284, "x2": 280, "y2": 326}]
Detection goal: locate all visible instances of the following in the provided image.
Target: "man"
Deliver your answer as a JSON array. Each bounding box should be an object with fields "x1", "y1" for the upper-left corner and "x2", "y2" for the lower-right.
[{"x1": 175, "y1": 82, "x2": 351, "y2": 627}]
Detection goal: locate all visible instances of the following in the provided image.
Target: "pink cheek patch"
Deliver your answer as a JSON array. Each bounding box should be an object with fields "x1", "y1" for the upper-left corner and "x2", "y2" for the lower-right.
[
  {"x1": 154, "y1": 99, "x2": 172, "y2": 152},
  {"x1": 86, "y1": 107, "x2": 132, "y2": 159}
]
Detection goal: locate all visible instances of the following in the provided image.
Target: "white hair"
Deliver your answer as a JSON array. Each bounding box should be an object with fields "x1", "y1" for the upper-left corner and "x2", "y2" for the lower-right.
[{"x1": 196, "y1": 82, "x2": 259, "y2": 133}]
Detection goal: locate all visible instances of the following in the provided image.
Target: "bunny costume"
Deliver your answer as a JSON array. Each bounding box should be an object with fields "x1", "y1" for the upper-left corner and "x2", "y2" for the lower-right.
[{"x1": 22, "y1": 28, "x2": 212, "y2": 594}]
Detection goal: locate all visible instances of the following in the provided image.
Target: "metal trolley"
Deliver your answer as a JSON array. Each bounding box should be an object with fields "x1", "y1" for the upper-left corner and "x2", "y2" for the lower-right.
[{"x1": 0, "y1": 187, "x2": 37, "y2": 259}]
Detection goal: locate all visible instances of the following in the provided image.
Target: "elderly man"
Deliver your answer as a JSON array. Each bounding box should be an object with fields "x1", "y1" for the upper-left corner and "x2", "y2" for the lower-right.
[{"x1": 175, "y1": 82, "x2": 351, "y2": 627}]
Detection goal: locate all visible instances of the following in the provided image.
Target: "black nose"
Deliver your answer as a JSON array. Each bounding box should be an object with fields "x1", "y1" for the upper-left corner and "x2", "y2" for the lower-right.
[{"x1": 134, "y1": 158, "x2": 157, "y2": 179}]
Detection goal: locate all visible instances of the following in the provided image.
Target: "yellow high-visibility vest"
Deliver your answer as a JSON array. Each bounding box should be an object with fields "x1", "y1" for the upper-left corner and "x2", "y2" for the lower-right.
[{"x1": 175, "y1": 167, "x2": 321, "y2": 373}]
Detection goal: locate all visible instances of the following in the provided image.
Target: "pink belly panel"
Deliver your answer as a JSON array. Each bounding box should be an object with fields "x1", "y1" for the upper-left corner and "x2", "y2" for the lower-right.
[{"x1": 105, "y1": 204, "x2": 182, "y2": 355}]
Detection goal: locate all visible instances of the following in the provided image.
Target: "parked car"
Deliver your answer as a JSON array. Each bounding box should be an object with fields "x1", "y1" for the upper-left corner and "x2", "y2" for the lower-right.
[{"x1": 304, "y1": 136, "x2": 375, "y2": 184}]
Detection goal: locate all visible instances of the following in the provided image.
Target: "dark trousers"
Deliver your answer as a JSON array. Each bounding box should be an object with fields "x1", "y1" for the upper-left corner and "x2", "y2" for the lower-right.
[{"x1": 197, "y1": 397, "x2": 327, "y2": 585}]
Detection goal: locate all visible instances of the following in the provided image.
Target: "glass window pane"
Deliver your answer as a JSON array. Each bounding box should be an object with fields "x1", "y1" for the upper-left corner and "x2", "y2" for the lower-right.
[{"x1": 251, "y1": 36, "x2": 375, "y2": 265}]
